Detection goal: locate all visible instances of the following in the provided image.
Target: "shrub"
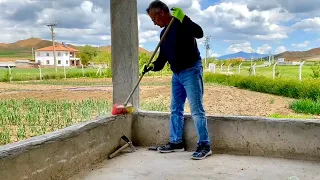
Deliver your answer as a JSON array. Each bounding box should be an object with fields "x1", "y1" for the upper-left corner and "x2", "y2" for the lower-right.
[
  {"x1": 310, "y1": 63, "x2": 320, "y2": 79},
  {"x1": 290, "y1": 99, "x2": 320, "y2": 115},
  {"x1": 203, "y1": 73, "x2": 320, "y2": 100}
]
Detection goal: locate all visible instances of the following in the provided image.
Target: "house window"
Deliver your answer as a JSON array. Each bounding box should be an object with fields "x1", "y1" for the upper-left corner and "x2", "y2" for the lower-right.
[
  {"x1": 66, "y1": 60, "x2": 69, "y2": 64},
  {"x1": 65, "y1": 53, "x2": 68, "y2": 56},
  {"x1": 58, "y1": 52, "x2": 61, "y2": 56},
  {"x1": 46, "y1": 60, "x2": 50, "y2": 64},
  {"x1": 46, "y1": 52, "x2": 50, "y2": 56},
  {"x1": 58, "y1": 60, "x2": 61, "y2": 64}
]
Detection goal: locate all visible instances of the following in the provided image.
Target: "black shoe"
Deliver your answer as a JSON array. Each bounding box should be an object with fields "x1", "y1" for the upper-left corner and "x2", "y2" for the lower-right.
[
  {"x1": 158, "y1": 142, "x2": 185, "y2": 153},
  {"x1": 191, "y1": 144, "x2": 212, "y2": 160}
]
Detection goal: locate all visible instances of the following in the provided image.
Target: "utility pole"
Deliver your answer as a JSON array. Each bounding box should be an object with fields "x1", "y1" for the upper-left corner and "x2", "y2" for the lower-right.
[
  {"x1": 32, "y1": 47, "x2": 34, "y2": 61},
  {"x1": 268, "y1": 51, "x2": 271, "y2": 64},
  {"x1": 204, "y1": 35, "x2": 211, "y2": 69},
  {"x1": 47, "y1": 22, "x2": 57, "y2": 72}
]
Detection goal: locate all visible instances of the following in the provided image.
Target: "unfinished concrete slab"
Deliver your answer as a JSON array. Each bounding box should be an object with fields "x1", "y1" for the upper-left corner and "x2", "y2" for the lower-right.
[{"x1": 68, "y1": 147, "x2": 320, "y2": 180}]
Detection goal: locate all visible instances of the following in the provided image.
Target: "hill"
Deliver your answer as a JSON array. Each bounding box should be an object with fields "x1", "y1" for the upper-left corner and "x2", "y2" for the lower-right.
[
  {"x1": 274, "y1": 47, "x2": 320, "y2": 61},
  {"x1": 98, "y1": 45, "x2": 150, "y2": 55},
  {"x1": 218, "y1": 51, "x2": 268, "y2": 60},
  {"x1": 0, "y1": 38, "x2": 150, "y2": 61}
]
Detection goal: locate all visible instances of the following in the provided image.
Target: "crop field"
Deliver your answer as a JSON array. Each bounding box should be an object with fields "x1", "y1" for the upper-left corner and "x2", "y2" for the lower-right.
[
  {"x1": 1, "y1": 73, "x2": 319, "y2": 146},
  {"x1": 0, "y1": 62, "x2": 320, "y2": 146}
]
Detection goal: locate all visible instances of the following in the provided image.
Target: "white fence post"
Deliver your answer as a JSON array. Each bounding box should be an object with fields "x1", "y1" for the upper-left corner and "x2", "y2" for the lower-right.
[
  {"x1": 299, "y1": 61, "x2": 305, "y2": 82},
  {"x1": 208, "y1": 63, "x2": 216, "y2": 73},
  {"x1": 38, "y1": 65, "x2": 42, "y2": 80},
  {"x1": 81, "y1": 64, "x2": 84, "y2": 77},
  {"x1": 96, "y1": 65, "x2": 102, "y2": 76},
  {"x1": 273, "y1": 62, "x2": 279, "y2": 79},
  {"x1": 220, "y1": 63, "x2": 224, "y2": 71},
  {"x1": 238, "y1": 63, "x2": 242, "y2": 74},
  {"x1": 252, "y1": 63, "x2": 256, "y2": 76},
  {"x1": 227, "y1": 63, "x2": 232, "y2": 74},
  {"x1": 7, "y1": 66, "x2": 12, "y2": 83},
  {"x1": 64, "y1": 65, "x2": 66, "y2": 79}
]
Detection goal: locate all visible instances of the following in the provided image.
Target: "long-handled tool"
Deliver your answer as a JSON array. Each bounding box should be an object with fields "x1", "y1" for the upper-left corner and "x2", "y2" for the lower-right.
[
  {"x1": 112, "y1": 17, "x2": 176, "y2": 115},
  {"x1": 108, "y1": 135, "x2": 136, "y2": 159}
]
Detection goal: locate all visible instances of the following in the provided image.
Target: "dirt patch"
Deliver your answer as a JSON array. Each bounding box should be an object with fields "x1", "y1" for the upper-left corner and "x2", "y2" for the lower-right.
[{"x1": 0, "y1": 77, "x2": 309, "y2": 118}]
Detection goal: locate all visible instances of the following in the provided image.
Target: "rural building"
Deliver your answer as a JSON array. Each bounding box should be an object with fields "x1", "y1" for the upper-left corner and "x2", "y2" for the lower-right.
[{"x1": 34, "y1": 43, "x2": 80, "y2": 66}]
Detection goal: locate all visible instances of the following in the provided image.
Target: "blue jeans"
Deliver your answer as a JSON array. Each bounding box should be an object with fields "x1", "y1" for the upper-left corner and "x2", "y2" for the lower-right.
[{"x1": 169, "y1": 61, "x2": 210, "y2": 146}]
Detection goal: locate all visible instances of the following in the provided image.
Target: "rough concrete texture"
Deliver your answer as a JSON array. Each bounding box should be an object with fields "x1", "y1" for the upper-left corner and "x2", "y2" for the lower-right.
[
  {"x1": 0, "y1": 115, "x2": 133, "y2": 180},
  {"x1": 68, "y1": 147, "x2": 320, "y2": 180},
  {"x1": 133, "y1": 111, "x2": 320, "y2": 161},
  {"x1": 110, "y1": 0, "x2": 140, "y2": 108}
]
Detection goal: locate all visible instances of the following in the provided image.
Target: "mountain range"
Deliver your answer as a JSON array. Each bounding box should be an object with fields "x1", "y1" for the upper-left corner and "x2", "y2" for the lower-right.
[
  {"x1": 217, "y1": 48, "x2": 320, "y2": 62},
  {"x1": 217, "y1": 51, "x2": 268, "y2": 60},
  {"x1": 0, "y1": 38, "x2": 151, "y2": 61},
  {"x1": 0, "y1": 38, "x2": 319, "y2": 62}
]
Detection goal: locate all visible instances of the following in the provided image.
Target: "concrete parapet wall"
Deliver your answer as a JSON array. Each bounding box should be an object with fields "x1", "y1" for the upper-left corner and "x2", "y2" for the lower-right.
[
  {"x1": 133, "y1": 111, "x2": 320, "y2": 161},
  {"x1": 0, "y1": 115, "x2": 132, "y2": 180}
]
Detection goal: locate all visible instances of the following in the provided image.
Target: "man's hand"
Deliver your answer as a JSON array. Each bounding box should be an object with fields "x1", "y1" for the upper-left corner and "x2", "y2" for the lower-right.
[
  {"x1": 141, "y1": 63, "x2": 154, "y2": 75},
  {"x1": 171, "y1": 7, "x2": 185, "y2": 23}
]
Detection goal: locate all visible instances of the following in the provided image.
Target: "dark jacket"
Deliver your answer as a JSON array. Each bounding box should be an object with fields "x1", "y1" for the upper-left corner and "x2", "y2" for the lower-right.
[{"x1": 151, "y1": 15, "x2": 203, "y2": 73}]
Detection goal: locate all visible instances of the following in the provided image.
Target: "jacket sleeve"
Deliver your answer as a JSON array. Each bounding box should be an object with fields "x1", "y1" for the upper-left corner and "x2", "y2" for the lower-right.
[
  {"x1": 181, "y1": 16, "x2": 203, "y2": 39},
  {"x1": 151, "y1": 49, "x2": 167, "y2": 71}
]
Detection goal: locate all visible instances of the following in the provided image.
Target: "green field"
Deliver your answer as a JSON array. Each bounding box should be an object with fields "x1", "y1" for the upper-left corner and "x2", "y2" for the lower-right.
[
  {"x1": 209, "y1": 63, "x2": 319, "y2": 79},
  {"x1": 0, "y1": 67, "x2": 113, "y2": 81},
  {"x1": 0, "y1": 99, "x2": 111, "y2": 145},
  {"x1": 0, "y1": 51, "x2": 32, "y2": 58},
  {"x1": 1, "y1": 61, "x2": 319, "y2": 82}
]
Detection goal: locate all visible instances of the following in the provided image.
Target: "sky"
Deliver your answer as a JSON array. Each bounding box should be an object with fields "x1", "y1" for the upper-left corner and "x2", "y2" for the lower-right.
[{"x1": 0, "y1": 0, "x2": 319, "y2": 57}]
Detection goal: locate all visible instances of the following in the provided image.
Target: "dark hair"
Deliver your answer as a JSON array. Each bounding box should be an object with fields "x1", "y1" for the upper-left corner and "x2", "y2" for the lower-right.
[{"x1": 146, "y1": 0, "x2": 169, "y2": 13}]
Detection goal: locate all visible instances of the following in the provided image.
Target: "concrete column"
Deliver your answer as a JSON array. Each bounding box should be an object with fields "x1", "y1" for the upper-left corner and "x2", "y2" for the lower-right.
[{"x1": 110, "y1": 0, "x2": 139, "y2": 109}]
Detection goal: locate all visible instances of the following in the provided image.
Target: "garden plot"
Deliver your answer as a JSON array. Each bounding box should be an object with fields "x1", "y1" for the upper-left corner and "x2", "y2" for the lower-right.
[{"x1": 0, "y1": 76, "x2": 317, "y2": 146}]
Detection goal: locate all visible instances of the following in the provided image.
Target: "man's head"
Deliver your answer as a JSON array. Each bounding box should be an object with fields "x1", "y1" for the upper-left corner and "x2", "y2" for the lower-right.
[{"x1": 146, "y1": 0, "x2": 172, "y2": 28}]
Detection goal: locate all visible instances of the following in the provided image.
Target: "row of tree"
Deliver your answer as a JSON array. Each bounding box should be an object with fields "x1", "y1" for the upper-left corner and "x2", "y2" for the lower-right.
[{"x1": 78, "y1": 45, "x2": 171, "y2": 71}]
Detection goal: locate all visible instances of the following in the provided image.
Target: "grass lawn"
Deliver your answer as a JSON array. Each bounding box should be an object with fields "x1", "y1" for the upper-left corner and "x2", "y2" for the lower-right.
[{"x1": 213, "y1": 64, "x2": 317, "y2": 79}]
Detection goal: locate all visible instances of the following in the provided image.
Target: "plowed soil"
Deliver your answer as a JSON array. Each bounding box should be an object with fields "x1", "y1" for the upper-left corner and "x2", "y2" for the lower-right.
[{"x1": 0, "y1": 76, "x2": 316, "y2": 118}]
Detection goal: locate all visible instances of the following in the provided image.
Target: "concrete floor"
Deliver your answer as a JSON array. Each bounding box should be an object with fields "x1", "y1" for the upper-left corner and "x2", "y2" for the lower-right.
[{"x1": 68, "y1": 147, "x2": 320, "y2": 180}]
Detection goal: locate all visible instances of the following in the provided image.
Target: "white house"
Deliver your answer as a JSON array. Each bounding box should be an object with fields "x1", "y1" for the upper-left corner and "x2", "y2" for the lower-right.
[{"x1": 35, "y1": 43, "x2": 81, "y2": 67}]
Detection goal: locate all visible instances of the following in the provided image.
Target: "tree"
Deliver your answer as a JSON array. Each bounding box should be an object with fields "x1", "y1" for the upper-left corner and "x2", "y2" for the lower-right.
[
  {"x1": 94, "y1": 51, "x2": 112, "y2": 67},
  {"x1": 79, "y1": 45, "x2": 98, "y2": 65}
]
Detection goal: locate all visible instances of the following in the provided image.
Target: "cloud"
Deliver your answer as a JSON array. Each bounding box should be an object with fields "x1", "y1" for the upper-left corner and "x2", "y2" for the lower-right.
[
  {"x1": 194, "y1": 2, "x2": 291, "y2": 42},
  {"x1": 0, "y1": 0, "x2": 111, "y2": 45},
  {"x1": 257, "y1": 44, "x2": 272, "y2": 54},
  {"x1": 227, "y1": 42, "x2": 254, "y2": 53},
  {"x1": 0, "y1": 0, "x2": 318, "y2": 55},
  {"x1": 233, "y1": 0, "x2": 320, "y2": 14},
  {"x1": 277, "y1": 0, "x2": 320, "y2": 14},
  {"x1": 275, "y1": 46, "x2": 287, "y2": 54},
  {"x1": 293, "y1": 17, "x2": 320, "y2": 32},
  {"x1": 207, "y1": 49, "x2": 220, "y2": 57},
  {"x1": 291, "y1": 41, "x2": 309, "y2": 48}
]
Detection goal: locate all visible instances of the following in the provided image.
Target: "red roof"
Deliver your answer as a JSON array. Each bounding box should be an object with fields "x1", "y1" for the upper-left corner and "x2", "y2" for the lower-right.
[{"x1": 36, "y1": 43, "x2": 79, "y2": 52}]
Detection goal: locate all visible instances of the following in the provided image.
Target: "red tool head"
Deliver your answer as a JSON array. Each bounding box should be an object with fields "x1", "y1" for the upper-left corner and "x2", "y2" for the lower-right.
[{"x1": 111, "y1": 104, "x2": 134, "y2": 115}]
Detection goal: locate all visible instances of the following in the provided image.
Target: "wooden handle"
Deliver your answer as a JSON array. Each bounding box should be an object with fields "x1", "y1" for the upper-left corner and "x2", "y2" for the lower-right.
[{"x1": 109, "y1": 143, "x2": 130, "y2": 159}]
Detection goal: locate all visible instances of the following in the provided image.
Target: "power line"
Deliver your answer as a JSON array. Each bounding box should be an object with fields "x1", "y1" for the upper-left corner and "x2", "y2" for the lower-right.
[{"x1": 47, "y1": 22, "x2": 57, "y2": 72}]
